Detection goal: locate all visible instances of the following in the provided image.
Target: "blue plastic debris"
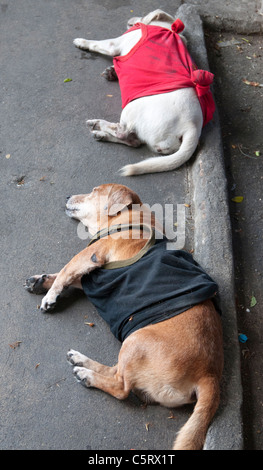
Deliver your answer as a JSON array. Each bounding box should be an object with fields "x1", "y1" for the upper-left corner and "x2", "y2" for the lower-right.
[{"x1": 238, "y1": 333, "x2": 248, "y2": 343}]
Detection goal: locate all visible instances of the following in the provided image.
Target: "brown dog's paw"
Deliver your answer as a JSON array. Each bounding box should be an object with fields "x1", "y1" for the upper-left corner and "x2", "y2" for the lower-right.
[
  {"x1": 73, "y1": 366, "x2": 93, "y2": 388},
  {"x1": 24, "y1": 274, "x2": 48, "y2": 294},
  {"x1": 67, "y1": 349, "x2": 88, "y2": 367}
]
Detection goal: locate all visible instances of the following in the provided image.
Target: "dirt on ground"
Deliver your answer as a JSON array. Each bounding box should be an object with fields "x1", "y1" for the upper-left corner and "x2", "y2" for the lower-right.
[{"x1": 205, "y1": 29, "x2": 263, "y2": 450}]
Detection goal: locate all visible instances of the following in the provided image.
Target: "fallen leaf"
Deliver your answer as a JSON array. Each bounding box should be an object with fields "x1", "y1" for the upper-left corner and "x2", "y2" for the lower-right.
[
  {"x1": 16, "y1": 176, "x2": 25, "y2": 186},
  {"x1": 35, "y1": 363, "x2": 40, "y2": 369},
  {"x1": 242, "y1": 79, "x2": 263, "y2": 87},
  {"x1": 64, "y1": 78, "x2": 72, "y2": 83},
  {"x1": 250, "y1": 295, "x2": 257, "y2": 307},
  {"x1": 106, "y1": 94, "x2": 113, "y2": 97},
  {"x1": 241, "y1": 38, "x2": 250, "y2": 43},
  {"x1": 6, "y1": 154, "x2": 11, "y2": 159},
  {"x1": 255, "y1": 150, "x2": 260, "y2": 157},
  {"x1": 240, "y1": 106, "x2": 252, "y2": 113},
  {"x1": 9, "y1": 341, "x2": 22, "y2": 349},
  {"x1": 145, "y1": 422, "x2": 151, "y2": 431},
  {"x1": 242, "y1": 347, "x2": 251, "y2": 359},
  {"x1": 216, "y1": 39, "x2": 242, "y2": 48},
  {"x1": 84, "y1": 322, "x2": 94, "y2": 327},
  {"x1": 231, "y1": 196, "x2": 244, "y2": 203},
  {"x1": 168, "y1": 412, "x2": 176, "y2": 419},
  {"x1": 39, "y1": 176, "x2": 46, "y2": 181}
]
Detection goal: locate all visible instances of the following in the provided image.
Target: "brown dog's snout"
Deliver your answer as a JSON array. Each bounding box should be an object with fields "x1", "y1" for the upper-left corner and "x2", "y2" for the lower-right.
[{"x1": 66, "y1": 196, "x2": 71, "y2": 201}]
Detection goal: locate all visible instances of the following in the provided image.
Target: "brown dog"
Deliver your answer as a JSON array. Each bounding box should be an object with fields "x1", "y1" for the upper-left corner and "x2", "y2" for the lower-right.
[{"x1": 25, "y1": 184, "x2": 223, "y2": 450}]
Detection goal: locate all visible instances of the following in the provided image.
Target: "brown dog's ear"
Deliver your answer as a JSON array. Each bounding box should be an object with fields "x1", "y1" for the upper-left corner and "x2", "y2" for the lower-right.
[{"x1": 108, "y1": 186, "x2": 142, "y2": 216}]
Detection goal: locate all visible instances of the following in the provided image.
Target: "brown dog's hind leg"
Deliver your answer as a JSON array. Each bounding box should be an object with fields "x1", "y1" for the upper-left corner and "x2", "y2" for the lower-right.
[
  {"x1": 73, "y1": 367, "x2": 130, "y2": 400},
  {"x1": 67, "y1": 349, "x2": 117, "y2": 376},
  {"x1": 67, "y1": 350, "x2": 130, "y2": 399}
]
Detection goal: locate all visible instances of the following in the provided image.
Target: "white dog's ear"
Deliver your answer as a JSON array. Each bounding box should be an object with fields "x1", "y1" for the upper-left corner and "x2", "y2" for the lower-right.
[{"x1": 108, "y1": 186, "x2": 141, "y2": 216}]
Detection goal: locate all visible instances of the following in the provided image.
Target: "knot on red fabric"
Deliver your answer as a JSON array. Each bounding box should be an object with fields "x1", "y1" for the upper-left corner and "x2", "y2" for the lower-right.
[
  {"x1": 171, "y1": 19, "x2": 184, "y2": 34},
  {"x1": 191, "y1": 69, "x2": 214, "y2": 96}
]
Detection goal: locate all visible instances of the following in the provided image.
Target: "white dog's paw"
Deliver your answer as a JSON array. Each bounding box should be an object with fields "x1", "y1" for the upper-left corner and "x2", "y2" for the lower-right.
[
  {"x1": 67, "y1": 349, "x2": 89, "y2": 367},
  {"x1": 93, "y1": 131, "x2": 108, "y2": 141},
  {"x1": 86, "y1": 120, "x2": 108, "y2": 141},
  {"x1": 101, "y1": 65, "x2": 118, "y2": 81},
  {"x1": 73, "y1": 38, "x2": 90, "y2": 50},
  {"x1": 40, "y1": 291, "x2": 58, "y2": 312},
  {"x1": 73, "y1": 366, "x2": 93, "y2": 387},
  {"x1": 86, "y1": 119, "x2": 102, "y2": 130}
]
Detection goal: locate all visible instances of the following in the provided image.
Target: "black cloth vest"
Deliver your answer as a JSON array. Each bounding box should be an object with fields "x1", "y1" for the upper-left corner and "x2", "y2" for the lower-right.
[{"x1": 81, "y1": 236, "x2": 220, "y2": 342}]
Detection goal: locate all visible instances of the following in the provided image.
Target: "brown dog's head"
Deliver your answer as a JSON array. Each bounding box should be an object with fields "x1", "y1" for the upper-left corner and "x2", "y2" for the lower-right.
[{"x1": 66, "y1": 184, "x2": 142, "y2": 235}]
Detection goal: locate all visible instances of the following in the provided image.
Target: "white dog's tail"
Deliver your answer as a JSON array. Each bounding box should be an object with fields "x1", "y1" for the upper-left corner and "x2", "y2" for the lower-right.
[
  {"x1": 172, "y1": 376, "x2": 220, "y2": 450},
  {"x1": 119, "y1": 127, "x2": 200, "y2": 176}
]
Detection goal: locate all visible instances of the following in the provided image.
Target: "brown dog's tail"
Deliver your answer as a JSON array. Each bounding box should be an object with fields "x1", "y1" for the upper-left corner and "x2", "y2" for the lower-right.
[{"x1": 173, "y1": 376, "x2": 220, "y2": 450}]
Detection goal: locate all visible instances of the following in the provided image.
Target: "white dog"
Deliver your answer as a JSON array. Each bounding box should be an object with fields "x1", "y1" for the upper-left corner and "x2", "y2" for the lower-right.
[{"x1": 74, "y1": 10, "x2": 215, "y2": 176}]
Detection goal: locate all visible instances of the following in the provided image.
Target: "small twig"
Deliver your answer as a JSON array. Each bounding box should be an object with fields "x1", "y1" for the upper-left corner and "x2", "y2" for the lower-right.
[
  {"x1": 238, "y1": 144, "x2": 258, "y2": 159},
  {"x1": 46, "y1": 377, "x2": 66, "y2": 389}
]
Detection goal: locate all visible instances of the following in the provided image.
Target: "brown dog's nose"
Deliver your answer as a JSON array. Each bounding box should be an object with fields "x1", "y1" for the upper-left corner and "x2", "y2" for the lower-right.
[{"x1": 66, "y1": 196, "x2": 71, "y2": 201}]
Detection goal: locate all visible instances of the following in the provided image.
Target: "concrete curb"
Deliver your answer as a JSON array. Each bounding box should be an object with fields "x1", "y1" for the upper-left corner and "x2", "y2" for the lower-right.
[{"x1": 177, "y1": 4, "x2": 243, "y2": 449}]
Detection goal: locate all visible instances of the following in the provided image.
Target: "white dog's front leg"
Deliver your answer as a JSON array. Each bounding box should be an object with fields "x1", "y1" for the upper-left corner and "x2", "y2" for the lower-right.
[
  {"x1": 73, "y1": 37, "x2": 122, "y2": 56},
  {"x1": 74, "y1": 29, "x2": 142, "y2": 57}
]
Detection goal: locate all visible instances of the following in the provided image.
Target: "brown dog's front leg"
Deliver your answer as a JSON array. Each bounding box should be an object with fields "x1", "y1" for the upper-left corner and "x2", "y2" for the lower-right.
[
  {"x1": 25, "y1": 273, "x2": 58, "y2": 294},
  {"x1": 39, "y1": 242, "x2": 107, "y2": 312},
  {"x1": 25, "y1": 273, "x2": 83, "y2": 294}
]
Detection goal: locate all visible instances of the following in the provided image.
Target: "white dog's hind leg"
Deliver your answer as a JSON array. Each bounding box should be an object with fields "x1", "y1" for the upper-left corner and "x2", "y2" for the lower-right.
[
  {"x1": 87, "y1": 119, "x2": 142, "y2": 147},
  {"x1": 119, "y1": 126, "x2": 200, "y2": 175}
]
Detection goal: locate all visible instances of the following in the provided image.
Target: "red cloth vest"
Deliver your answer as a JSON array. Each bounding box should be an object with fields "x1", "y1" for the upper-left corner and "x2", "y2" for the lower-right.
[{"x1": 113, "y1": 19, "x2": 215, "y2": 127}]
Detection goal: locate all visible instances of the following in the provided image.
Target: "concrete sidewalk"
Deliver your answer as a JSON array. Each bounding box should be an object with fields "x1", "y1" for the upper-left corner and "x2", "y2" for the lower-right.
[
  {"x1": 2, "y1": 0, "x2": 261, "y2": 450},
  {"x1": 186, "y1": 0, "x2": 263, "y2": 33}
]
